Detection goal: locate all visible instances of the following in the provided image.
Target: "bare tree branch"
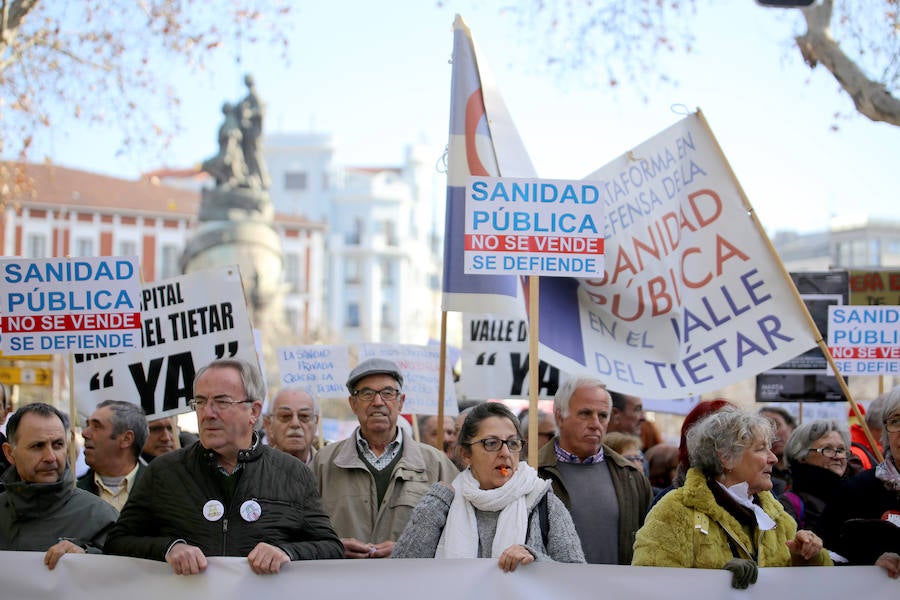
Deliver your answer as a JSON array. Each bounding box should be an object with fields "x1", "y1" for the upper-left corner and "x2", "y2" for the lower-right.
[{"x1": 798, "y1": 0, "x2": 900, "y2": 125}]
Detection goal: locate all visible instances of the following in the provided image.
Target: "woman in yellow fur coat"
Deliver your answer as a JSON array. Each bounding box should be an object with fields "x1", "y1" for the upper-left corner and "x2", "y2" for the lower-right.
[{"x1": 632, "y1": 407, "x2": 831, "y2": 589}]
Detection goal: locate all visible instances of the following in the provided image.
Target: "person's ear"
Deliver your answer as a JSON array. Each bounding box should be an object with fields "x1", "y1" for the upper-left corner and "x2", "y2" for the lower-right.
[
  {"x1": 120, "y1": 430, "x2": 135, "y2": 450},
  {"x1": 2, "y1": 442, "x2": 15, "y2": 466}
]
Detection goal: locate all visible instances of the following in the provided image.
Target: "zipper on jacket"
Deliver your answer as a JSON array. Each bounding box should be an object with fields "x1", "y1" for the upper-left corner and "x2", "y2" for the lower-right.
[{"x1": 222, "y1": 517, "x2": 228, "y2": 555}]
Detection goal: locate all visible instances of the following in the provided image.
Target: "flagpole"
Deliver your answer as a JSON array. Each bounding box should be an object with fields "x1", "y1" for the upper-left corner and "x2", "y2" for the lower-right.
[
  {"x1": 695, "y1": 109, "x2": 883, "y2": 463},
  {"x1": 437, "y1": 310, "x2": 448, "y2": 450},
  {"x1": 527, "y1": 277, "x2": 540, "y2": 468}
]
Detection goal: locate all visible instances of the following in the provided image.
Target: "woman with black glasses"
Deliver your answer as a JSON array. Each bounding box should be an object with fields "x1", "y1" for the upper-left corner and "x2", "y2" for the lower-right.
[
  {"x1": 392, "y1": 402, "x2": 584, "y2": 571},
  {"x1": 778, "y1": 419, "x2": 851, "y2": 541}
]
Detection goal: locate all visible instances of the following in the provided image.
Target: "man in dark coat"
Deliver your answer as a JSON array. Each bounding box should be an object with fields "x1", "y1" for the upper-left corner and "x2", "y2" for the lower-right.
[
  {"x1": 1, "y1": 403, "x2": 118, "y2": 569},
  {"x1": 105, "y1": 358, "x2": 343, "y2": 575}
]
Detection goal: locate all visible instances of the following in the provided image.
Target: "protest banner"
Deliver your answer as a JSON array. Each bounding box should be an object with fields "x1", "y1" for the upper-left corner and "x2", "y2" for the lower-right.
[
  {"x1": 358, "y1": 343, "x2": 457, "y2": 416},
  {"x1": 460, "y1": 313, "x2": 563, "y2": 400},
  {"x1": 276, "y1": 344, "x2": 351, "y2": 399},
  {"x1": 72, "y1": 265, "x2": 257, "y2": 419},
  {"x1": 529, "y1": 113, "x2": 819, "y2": 399},
  {"x1": 0, "y1": 552, "x2": 890, "y2": 600},
  {"x1": 828, "y1": 305, "x2": 900, "y2": 376},
  {"x1": 0, "y1": 257, "x2": 141, "y2": 354},
  {"x1": 463, "y1": 176, "x2": 606, "y2": 278}
]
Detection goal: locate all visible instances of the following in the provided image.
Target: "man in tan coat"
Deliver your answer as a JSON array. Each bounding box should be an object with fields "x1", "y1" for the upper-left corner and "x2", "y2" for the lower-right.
[{"x1": 312, "y1": 358, "x2": 457, "y2": 558}]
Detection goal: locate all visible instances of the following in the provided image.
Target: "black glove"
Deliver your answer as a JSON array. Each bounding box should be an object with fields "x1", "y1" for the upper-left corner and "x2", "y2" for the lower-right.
[{"x1": 723, "y1": 558, "x2": 758, "y2": 589}]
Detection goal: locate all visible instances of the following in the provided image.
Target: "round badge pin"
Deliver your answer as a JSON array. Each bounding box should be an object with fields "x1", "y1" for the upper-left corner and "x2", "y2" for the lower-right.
[
  {"x1": 240, "y1": 499, "x2": 262, "y2": 522},
  {"x1": 203, "y1": 499, "x2": 225, "y2": 521}
]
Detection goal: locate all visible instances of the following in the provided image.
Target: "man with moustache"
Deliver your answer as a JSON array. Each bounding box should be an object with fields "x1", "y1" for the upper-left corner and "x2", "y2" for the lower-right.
[
  {"x1": 313, "y1": 358, "x2": 457, "y2": 558},
  {"x1": 264, "y1": 387, "x2": 319, "y2": 464},
  {"x1": 105, "y1": 358, "x2": 343, "y2": 574}
]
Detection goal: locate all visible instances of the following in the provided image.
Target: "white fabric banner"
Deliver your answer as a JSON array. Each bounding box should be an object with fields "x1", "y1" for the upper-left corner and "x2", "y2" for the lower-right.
[{"x1": 0, "y1": 552, "x2": 892, "y2": 600}]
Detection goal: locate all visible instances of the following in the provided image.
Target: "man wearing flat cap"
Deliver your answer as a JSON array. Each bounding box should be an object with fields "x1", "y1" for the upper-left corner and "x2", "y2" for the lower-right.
[{"x1": 312, "y1": 357, "x2": 457, "y2": 558}]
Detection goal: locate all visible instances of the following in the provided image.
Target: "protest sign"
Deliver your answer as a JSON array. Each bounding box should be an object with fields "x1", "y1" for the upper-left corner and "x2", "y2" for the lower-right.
[
  {"x1": 358, "y1": 343, "x2": 457, "y2": 415},
  {"x1": 463, "y1": 176, "x2": 605, "y2": 278},
  {"x1": 0, "y1": 257, "x2": 141, "y2": 354},
  {"x1": 828, "y1": 305, "x2": 900, "y2": 376},
  {"x1": 276, "y1": 344, "x2": 351, "y2": 399},
  {"x1": 533, "y1": 113, "x2": 818, "y2": 398},
  {"x1": 72, "y1": 265, "x2": 257, "y2": 419},
  {"x1": 459, "y1": 313, "x2": 563, "y2": 400}
]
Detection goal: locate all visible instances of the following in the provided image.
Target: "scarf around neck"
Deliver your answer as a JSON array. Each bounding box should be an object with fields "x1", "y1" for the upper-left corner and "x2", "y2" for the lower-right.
[
  {"x1": 435, "y1": 461, "x2": 550, "y2": 558},
  {"x1": 875, "y1": 454, "x2": 900, "y2": 492}
]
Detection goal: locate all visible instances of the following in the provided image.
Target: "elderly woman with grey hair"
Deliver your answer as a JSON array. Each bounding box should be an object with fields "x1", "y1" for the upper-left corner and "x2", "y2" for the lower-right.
[
  {"x1": 778, "y1": 420, "x2": 851, "y2": 539},
  {"x1": 633, "y1": 406, "x2": 831, "y2": 589},
  {"x1": 824, "y1": 386, "x2": 900, "y2": 569}
]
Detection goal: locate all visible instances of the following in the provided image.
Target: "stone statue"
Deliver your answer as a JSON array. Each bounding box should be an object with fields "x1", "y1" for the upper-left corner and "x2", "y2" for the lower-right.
[
  {"x1": 239, "y1": 74, "x2": 271, "y2": 190},
  {"x1": 201, "y1": 74, "x2": 270, "y2": 191},
  {"x1": 201, "y1": 102, "x2": 248, "y2": 190}
]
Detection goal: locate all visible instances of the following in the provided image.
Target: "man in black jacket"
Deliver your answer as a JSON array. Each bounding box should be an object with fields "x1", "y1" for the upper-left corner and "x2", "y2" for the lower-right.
[{"x1": 105, "y1": 358, "x2": 343, "y2": 574}]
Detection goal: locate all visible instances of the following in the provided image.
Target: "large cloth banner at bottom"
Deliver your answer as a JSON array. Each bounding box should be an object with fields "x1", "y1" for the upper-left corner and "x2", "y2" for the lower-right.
[{"x1": 0, "y1": 553, "x2": 893, "y2": 600}]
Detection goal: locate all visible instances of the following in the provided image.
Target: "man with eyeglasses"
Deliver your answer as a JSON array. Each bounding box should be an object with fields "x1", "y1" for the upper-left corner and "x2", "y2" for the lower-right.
[
  {"x1": 105, "y1": 358, "x2": 343, "y2": 574},
  {"x1": 312, "y1": 357, "x2": 458, "y2": 559},
  {"x1": 538, "y1": 377, "x2": 651, "y2": 565},
  {"x1": 264, "y1": 386, "x2": 319, "y2": 464}
]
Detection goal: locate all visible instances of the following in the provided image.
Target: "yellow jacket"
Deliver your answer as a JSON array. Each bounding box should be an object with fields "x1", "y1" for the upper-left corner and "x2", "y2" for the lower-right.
[{"x1": 632, "y1": 468, "x2": 832, "y2": 568}]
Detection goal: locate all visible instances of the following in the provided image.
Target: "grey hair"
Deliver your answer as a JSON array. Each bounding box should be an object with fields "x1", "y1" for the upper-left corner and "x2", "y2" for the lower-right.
[
  {"x1": 783, "y1": 419, "x2": 850, "y2": 468},
  {"x1": 881, "y1": 386, "x2": 900, "y2": 452},
  {"x1": 866, "y1": 392, "x2": 888, "y2": 430},
  {"x1": 194, "y1": 358, "x2": 266, "y2": 405},
  {"x1": 270, "y1": 385, "x2": 319, "y2": 416},
  {"x1": 554, "y1": 377, "x2": 607, "y2": 418},
  {"x1": 687, "y1": 406, "x2": 774, "y2": 478},
  {"x1": 96, "y1": 400, "x2": 149, "y2": 459}
]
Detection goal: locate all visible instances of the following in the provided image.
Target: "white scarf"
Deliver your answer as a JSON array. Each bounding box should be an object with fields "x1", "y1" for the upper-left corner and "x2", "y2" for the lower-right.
[
  {"x1": 717, "y1": 481, "x2": 776, "y2": 531},
  {"x1": 436, "y1": 462, "x2": 550, "y2": 558},
  {"x1": 875, "y1": 454, "x2": 900, "y2": 492}
]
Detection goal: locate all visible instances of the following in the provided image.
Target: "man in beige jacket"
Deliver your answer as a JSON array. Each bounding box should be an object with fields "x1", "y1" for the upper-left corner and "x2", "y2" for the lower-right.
[{"x1": 312, "y1": 358, "x2": 457, "y2": 558}]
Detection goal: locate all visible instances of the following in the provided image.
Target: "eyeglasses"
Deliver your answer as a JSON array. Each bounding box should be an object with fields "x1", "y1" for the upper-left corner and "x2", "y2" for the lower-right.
[
  {"x1": 272, "y1": 411, "x2": 317, "y2": 424},
  {"x1": 189, "y1": 397, "x2": 253, "y2": 411},
  {"x1": 808, "y1": 446, "x2": 848, "y2": 459},
  {"x1": 466, "y1": 437, "x2": 524, "y2": 453},
  {"x1": 884, "y1": 417, "x2": 900, "y2": 433},
  {"x1": 623, "y1": 453, "x2": 645, "y2": 463},
  {"x1": 353, "y1": 387, "x2": 400, "y2": 402}
]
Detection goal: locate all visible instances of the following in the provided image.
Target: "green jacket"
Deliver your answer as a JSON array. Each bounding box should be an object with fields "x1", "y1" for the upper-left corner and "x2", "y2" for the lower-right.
[
  {"x1": 537, "y1": 439, "x2": 652, "y2": 565},
  {"x1": 312, "y1": 430, "x2": 458, "y2": 544},
  {"x1": 0, "y1": 467, "x2": 118, "y2": 552},
  {"x1": 632, "y1": 467, "x2": 833, "y2": 568}
]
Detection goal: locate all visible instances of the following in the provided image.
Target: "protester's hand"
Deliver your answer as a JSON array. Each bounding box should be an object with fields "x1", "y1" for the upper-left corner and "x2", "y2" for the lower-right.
[
  {"x1": 342, "y1": 537, "x2": 375, "y2": 559},
  {"x1": 247, "y1": 542, "x2": 290, "y2": 574},
  {"x1": 723, "y1": 558, "x2": 758, "y2": 589},
  {"x1": 497, "y1": 544, "x2": 535, "y2": 573},
  {"x1": 44, "y1": 539, "x2": 85, "y2": 570},
  {"x1": 786, "y1": 529, "x2": 823, "y2": 561},
  {"x1": 370, "y1": 540, "x2": 394, "y2": 558},
  {"x1": 876, "y1": 552, "x2": 900, "y2": 579},
  {"x1": 166, "y1": 542, "x2": 208, "y2": 575}
]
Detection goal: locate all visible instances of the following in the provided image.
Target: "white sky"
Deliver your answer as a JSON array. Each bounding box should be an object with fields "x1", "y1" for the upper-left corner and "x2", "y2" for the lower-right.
[{"x1": 38, "y1": 1, "x2": 899, "y2": 235}]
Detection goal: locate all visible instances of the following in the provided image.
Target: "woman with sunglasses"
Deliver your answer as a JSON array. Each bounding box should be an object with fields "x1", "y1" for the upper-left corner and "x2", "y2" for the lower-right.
[{"x1": 392, "y1": 402, "x2": 584, "y2": 571}]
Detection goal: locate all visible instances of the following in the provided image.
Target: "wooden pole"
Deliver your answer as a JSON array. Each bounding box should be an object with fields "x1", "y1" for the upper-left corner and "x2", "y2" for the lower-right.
[
  {"x1": 527, "y1": 277, "x2": 540, "y2": 468},
  {"x1": 67, "y1": 354, "x2": 77, "y2": 488},
  {"x1": 696, "y1": 109, "x2": 884, "y2": 463},
  {"x1": 436, "y1": 311, "x2": 448, "y2": 450}
]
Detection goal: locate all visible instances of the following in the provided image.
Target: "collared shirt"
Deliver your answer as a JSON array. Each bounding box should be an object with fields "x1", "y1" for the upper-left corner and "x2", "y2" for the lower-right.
[
  {"x1": 94, "y1": 461, "x2": 141, "y2": 512},
  {"x1": 554, "y1": 439, "x2": 605, "y2": 464},
  {"x1": 356, "y1": 426, "x2": 403, "y2": 471}
]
